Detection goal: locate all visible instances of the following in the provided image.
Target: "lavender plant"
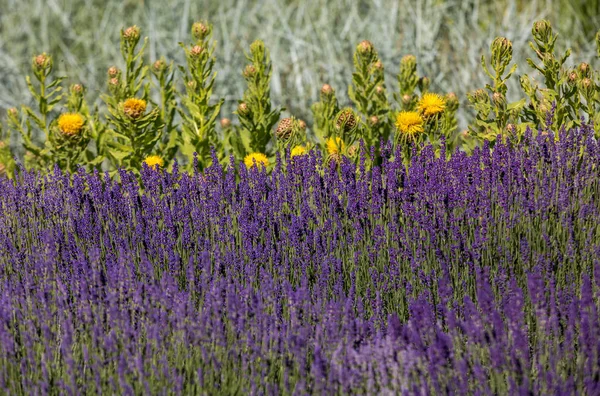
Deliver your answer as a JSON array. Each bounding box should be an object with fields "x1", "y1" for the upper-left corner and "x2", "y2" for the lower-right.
[{"x1": 0, "y1": 123, "x2": 599, "y2": 394}]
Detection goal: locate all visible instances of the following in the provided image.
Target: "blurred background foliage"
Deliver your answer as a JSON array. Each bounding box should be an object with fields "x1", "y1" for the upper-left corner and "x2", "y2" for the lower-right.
[{"x1": 0, "y1": 0, "x2": 598, "y2": 130}]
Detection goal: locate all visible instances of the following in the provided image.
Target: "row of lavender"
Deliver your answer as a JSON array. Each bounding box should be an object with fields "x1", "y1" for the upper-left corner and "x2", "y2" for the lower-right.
[{"x1": 1, "y1": 124, "x2": 599, "y2": 394}]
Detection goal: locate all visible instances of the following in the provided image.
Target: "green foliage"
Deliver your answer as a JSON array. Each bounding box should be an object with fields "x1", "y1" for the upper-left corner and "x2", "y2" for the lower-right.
[
  {"x1": 178, "y1": 22, "x2": 224, "y2": 171},
  {"x1": 235, "y1": 40, "x2": 284, "y2": 159},
  {"x1": 468, "y1": 21, "x2": 600, "y2": 144},
  {"x1": 348, "y1": 40, "x2": 392, "y2": 151}
]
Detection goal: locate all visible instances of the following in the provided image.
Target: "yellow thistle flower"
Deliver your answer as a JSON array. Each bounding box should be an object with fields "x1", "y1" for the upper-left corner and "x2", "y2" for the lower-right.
[
  {"x1": 244, "y1": 152, "x2": 269, "y2": 169},
  {"x1": 417, "y1": 93, "x2": 446, "y2": 117},
  {"x1": 290, "y1": 145, "x2": 307, "y2": 158},
  {"x1": 395, "y1": 111, "x2": 424, "y2": 138},
  {"x1": 326, "y1": 137, "x2": 346, "y2": 156},
  {"x1": 123, "y1": 98, "x2": 147, "y2": 119},
  {"x1": 58, "y1": 113, "x2": 85, "y2": 136},
  {"x1": 143, "y1": 155, "x2": 164, "y2": 169}
]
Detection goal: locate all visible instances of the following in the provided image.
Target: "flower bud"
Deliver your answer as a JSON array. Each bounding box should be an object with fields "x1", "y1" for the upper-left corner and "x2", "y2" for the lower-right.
[
  {"x1": 33, "y1": 53, "x2": 51, "y2": 71},
  {"x1": 321, "y1": 84, "x2": 333, "y2": 97},
  {"x1": 108, "y1": 77, "x2": 119, "y2": 87},
  {"x1": 7, "y1": 108, "x2": 18, "y2": 118},
  {"x1": 192, "y1": 22, "x2": 210, "y2": 41},
  {"x1": 375, "y1": 85, "x2": 385, "y2": 96},
  {"x1": 298, "y1": 120, "x2": 307, "y2": 131},
  {"x1": 579, "y1": 62, "x2": 591, "y2": 78},
  {"x1": 401, "y1": 55, "x2": 416, "y2": 69},
  {"x1": 461, "y1": 130, "x2": 469, "y2": 139},
  {"x1": 492, "y1": 92, "x2": 505, "y2": 106},
  {"x1": 491, "y1": 37, "x2": 513, "y2": 72},
  {"x1": 373, "y1": 60, "x2": 384, "y2": 72},
  {"x1": 506, "y1": 123, "x2": 516, "y2": 134},
  {"x1": 237, "y1": 102, "x2": 250, "y2": 116},
  {"x1": 335, "y1": 109, "x2": 357, "y2": 132},
  {"x1": 568, "y1": 71, "x2": 578, "y2": 85},
  {"x1": 347, "y1": 145, "x2": 359, "y2": 158},
  {"x1": 402, "y1": 94, "x2": 411, "y2": 105},
  {"x1": 220, "y1": 118, "x2": 231, "y2": 128},
  {"x1": 276, "y1": 117, "x2": 294, "y2": 141},
  {"x1": 243, "y1": 65, "x2": 257, "y2": 78},
  {"x1": 153, "y1": 59, "x2": 166, "y2": 73},
  {"x1": 445, "y1": 92, "x2": 459, "y2": 111},
  {"x1": 581, "y1": 78, "x2": 592, "y2": 89},
  {"x1": 369, "y1": 115, "x2": 379, "y2": 126},
  {"x1": 357, "y1": 40, "x2": 374, "y2": 56},
  {"x1": 108, "y1": 66, "x2": 119, "y2": 78},
  {"x1": 123, "y1": 25, "x2": 141, "y2": 42},
  {"x1": 467, "y1": 89, "x2": 489, "y2": 105},
  {"x1": 70, "y1": 84, "x2": 84, "y2": 95},
  {"x1": 532, "y1": 20, "x2": 552, "y2": 44},
  {"x1": 187, "y1": 80, "x2": 197, "y2": 90},
  {"x1": 190, "y1": 45, "x2": 204, "y2": 58}
]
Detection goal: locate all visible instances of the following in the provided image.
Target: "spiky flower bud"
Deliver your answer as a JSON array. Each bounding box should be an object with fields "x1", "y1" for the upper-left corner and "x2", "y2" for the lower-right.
[
  {"x1": 192, "y1": 22, "x2": 210, "y2": 41},
  {"x1": 153, "y1": 59, "x2": 166, "y2": 73},
  {"x1": 187, "y1": 80, "x2": 197, "y2": 90},
  {"x1": 220, "y1": 118, "x2": 231, "y2": 129},
  {"x1": 491, "y1": 37, "x2": 513, "y2": 73},
  {"x1": 275, "y1": 117, "x2": 294, "y2": 141},
  {"x1": 70, "y1": 84, "x2": 84, "y2": 95},
  {"x1": 335, "y1": 109, "x2": 357, "y2": 132},
  {"x1": 108, "y1": 66, "x2": 119, "y2": 78},
  {"x1": 568, "y1": 71, "x2": 578, "y2": 85},
  {"x1": 506, "y1": 123, "x2": 517, "y2": 134},
  {"x1": 581, "y1": 78, "x2": 592, "y2": 89},
  {"x1": 492, "y1": 92, "x2": 505, "y2": 106},
  {"x1": 33, "y1": 53, "x2": 51, "y2": 71},
  {"x1": 7, "y1": 108, "x2": 18, "y2": 118},
  {"x1": 580, "y1": 78, "x2": 594, "y2": 98},
  {"x1": 357, "y1": 40, "x2": 374, "y2": 56},
  {"x1": 190, "y1": 45, "x2": 204, "y2": 58},
  {"x1": 347, "y1": 144, "x2": 359, "y2": 158},
  {"x1": 372, "y1": 60, "x2": 384, "y2": 72},
  {"x1": 532, "y1": 20, "x2": 552, "y2": 45},
  {"x1": 461, "y1": 130, "x2": 469, "y2": 139},
  {"x1": 375, "y1": 85, "x2": 385, "y2": 96},
  {"x1": 123, "y1": 25, "x2": 141, "y2": 42},
  {"x1": 445, "y1": 92, "x2": 459, "y2": 112},
  {"x1": 468, "y1": 88, "x2": 489, "y2": 104},
  {"x1": 109, "y1": 77, "x2": 119, "y2": 87},
  {"x1": 237, "y1": 102, "x2": 250, "y2": 116},
  {"x1": 579, "y1": 62, "x2": 591, "y2": 78},
  {"x1": 401, "y1": 55, "x2": 416, "y2": 70},
  {"x1": 369, "y1": 115, "x2": 379, "y2": 126},
  {"x1": 243, "y1": 65, "x2": 257, "y2": 78},
  {"x1": 298, "y1": 120, "x2": 307, "y2": 131},
  {"x1": 321, "y1": 84, "x2": 334, "y2": 97},
  {"x1": 402, "y1": 94, "x2": 411, "y2": 105}
]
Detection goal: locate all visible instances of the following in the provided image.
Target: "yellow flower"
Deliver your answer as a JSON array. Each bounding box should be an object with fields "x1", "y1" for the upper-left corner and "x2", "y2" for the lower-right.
[
  {"x1": 290, "y1": 145, "x2": 307, "y2": 158},
  {"x1": 123, "y1": 98, "x2": 147, "y2": 119},
  {"x1": 326, "y1": 137, "x2": 346, "y2": 156},
  {"x1": 395, "y1": 111, "x2": 424, "y2": 138},
  {"x1": 143, "y1": 155, "x2": 164, "y2": 169},
  {"x1": 58, "y1": 113, "x2": 85, "y2": 136},
  {"x1": 244, "y1": 152, "x2": 269, "y2": 169},
  {"x1": 417, "y1": 93, "x2": 446, "y2": 117}
]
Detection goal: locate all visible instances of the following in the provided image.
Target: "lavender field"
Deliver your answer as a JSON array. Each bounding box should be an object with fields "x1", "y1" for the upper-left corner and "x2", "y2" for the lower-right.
[
  {"x1": 1, "y1": 1, "x2": 600, "y2": 393},
  {"x1": 1, "y1": 122, "x2": 599, "y2": 394}
]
